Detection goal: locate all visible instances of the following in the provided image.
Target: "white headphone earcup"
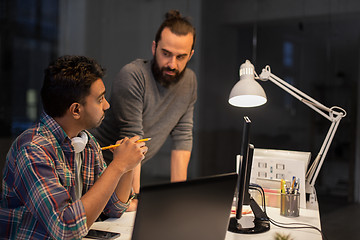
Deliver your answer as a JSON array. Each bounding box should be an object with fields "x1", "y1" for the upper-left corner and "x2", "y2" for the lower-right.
[{"x1": 71, "y1": 131, "x2": 88, "y2": 153}]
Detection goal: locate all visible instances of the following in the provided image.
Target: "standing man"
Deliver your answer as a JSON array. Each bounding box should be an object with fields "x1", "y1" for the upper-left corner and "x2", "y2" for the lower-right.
[
  {"x1": 91, "y1": 10, "x2": 197, "y2": 201},
  {"x1": 0, "y1": 56, "x2": 147, "y2": 239}
]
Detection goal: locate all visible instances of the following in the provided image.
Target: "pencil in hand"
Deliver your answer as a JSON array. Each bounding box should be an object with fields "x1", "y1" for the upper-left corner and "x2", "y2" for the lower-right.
[{"x1": 101, "y1": 138, "x2": 151, "y2": 150}]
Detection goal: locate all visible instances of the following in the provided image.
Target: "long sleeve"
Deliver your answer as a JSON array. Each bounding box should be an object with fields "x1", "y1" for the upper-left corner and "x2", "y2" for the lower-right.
[{"x1": 4, "y1": 143, "x2": 88, "y2": 240}]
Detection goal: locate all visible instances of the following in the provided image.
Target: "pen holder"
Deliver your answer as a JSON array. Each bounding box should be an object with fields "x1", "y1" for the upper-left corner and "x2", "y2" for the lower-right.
[{"x1": 280, "y1": 193, "x2": 300, "y2": 217}]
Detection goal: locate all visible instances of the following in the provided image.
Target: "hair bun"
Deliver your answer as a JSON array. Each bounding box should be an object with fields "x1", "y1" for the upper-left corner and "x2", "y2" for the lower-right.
[{"x1": 165, "y1": 10, "x2": 181, "y2": 20}]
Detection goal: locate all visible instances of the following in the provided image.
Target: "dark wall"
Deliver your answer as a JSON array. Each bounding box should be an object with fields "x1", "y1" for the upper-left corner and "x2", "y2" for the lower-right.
[
  {"x1": 198, "y1": 2, "x2": 357, "y2": 201},
  {"x1": 0, "y1": 0, "x2": 358, "y2": 202}
]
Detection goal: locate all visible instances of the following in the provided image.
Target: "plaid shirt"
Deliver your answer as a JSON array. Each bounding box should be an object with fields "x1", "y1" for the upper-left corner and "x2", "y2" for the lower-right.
[{"x1": 0, "y1": 112, "x2": 129, "y2": 239}]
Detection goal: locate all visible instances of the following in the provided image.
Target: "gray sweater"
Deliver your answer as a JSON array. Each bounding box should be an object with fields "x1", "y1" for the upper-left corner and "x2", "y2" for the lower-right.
[{"x1": 91, "y1": 59, "x2": 197, "y2": 164}]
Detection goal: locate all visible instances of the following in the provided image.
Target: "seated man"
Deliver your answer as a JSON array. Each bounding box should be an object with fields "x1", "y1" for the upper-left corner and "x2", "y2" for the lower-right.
[{"x1": 0, "y1": 55, "x2": 147, "y2": 239}]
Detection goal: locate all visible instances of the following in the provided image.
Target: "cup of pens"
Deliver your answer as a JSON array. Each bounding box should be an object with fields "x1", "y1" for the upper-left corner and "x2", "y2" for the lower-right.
[
  {"x1": 280, "y1": 177, "x2": 300, "y2": 217},
  {"x1": 280, "y1": 193, "x2": 300, "y2": 217}
]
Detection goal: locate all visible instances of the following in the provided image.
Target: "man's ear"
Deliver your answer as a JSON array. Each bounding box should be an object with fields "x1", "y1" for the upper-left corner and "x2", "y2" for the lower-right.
[
  {"x1": 152, "y1": 41, "x2": 156, "y2": 56},
  {"x1": 69, "y1": 103, "x2": 81, "y2": 119},
  {"x1": 188, "y1": 49, "x2": 194, "y2": 61}
]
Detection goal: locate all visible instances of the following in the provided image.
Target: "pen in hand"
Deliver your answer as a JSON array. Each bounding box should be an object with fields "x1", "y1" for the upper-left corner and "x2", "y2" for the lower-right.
[{"x1": 101, "y1": 138, "x2": 151, "y2": 150}]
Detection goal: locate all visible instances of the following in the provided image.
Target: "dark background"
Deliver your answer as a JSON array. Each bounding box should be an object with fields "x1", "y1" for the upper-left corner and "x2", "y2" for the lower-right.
[{"x1": 1, "y1": 1, "x2": 359, "y2": 239}]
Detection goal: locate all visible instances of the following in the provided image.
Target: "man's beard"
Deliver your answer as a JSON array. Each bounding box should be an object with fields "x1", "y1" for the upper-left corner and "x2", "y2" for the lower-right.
[{"x1": 151, "y1": 57, "x2": 187, "y2": 88}]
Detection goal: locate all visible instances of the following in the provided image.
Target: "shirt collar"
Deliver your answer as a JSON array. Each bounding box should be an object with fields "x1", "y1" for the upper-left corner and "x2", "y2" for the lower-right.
[{"x1": 40, "y1": 111, "x2": 71, "y2": 147}]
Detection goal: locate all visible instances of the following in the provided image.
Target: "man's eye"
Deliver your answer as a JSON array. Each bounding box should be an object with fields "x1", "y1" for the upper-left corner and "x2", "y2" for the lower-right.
[{"x1": 177, "y1": 55, "x2": 186, "y2": 60}]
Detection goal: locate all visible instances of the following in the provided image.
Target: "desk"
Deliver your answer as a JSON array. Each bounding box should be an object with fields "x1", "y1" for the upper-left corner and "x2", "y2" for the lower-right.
[
  {"x1": 226, "y1": 207, "x2": 322, "y2": 239},
  {"x1": 88, "y1": 206, "x2": 322, "y2": 240}
]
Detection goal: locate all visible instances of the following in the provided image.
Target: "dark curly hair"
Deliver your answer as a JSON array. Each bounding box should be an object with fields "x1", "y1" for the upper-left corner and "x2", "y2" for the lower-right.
[
  {"x1": 41, "y1": 55, "x2": 105, "y2": 118},
  {"x1": 155, "y1": 10, "x2": 196, "y2": 50}
]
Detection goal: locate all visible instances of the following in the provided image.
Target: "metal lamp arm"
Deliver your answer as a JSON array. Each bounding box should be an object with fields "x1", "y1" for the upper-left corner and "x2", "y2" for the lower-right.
[
  {"x1": 256, "y1": 65, "x2": 346, "y2": 189},
  {"x1": 307, "y1": 118, "x2": 342, "y2": 187},
  {"x1": 258, "y1": 66, "x2": 333, "y2": 120}
]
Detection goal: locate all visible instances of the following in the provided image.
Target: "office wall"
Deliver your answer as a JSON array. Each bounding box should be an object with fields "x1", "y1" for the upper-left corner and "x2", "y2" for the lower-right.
[
  {"x1": 199, "y1": 0, "x2": 359, "y2": 202},
  {"x1": 0, "y1": 0, "x2": 59, "y2": 189},
  {"x1": 58, "y1": 0, "x2": 201, "y2": 94}
]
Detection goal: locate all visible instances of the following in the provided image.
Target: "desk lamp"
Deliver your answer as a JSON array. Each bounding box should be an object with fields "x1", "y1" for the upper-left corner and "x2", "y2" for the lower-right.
[{"x1": 228, "y1": 60, "x2": 346, "y2": 208}]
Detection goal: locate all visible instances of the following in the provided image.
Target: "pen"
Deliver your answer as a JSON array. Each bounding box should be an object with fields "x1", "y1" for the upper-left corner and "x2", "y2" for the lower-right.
[
  {"x1": 291, "y1": 176, "x2": 296, "y2": 194},
  {"x1": 101, "y1": 138, "x2": 151, "y2": 150},
  {"x1": 295, "y1": 178, "x2": 300, "y2": 194},
  {"x1": 231, "y1": 209, "x2": 252, "y2": 215},
  {"x1": 280, "y1": 179, "x2": 286, "y2": 194}
]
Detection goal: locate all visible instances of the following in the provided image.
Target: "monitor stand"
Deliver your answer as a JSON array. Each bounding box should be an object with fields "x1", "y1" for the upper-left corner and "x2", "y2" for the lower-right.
[{"x1": 228, "y1": 197, "x2": 270, "y2": 234}]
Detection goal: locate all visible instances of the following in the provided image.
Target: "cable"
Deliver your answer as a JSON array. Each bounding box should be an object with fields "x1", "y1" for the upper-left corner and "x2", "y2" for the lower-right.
[
  {"x1": 249, "y1": 183, "x2": 327, "y2": 240},
  {"x1": 268, "y1": 217, "x2": 328, "y2": 240},
  {"x1": 249, "y1": 183, "x2": 267, "y2": 214}
]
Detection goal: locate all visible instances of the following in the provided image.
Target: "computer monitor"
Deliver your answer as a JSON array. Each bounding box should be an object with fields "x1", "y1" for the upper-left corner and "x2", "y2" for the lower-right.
[{"x1": 228, "y1": 116, "x2": 270, "y2": 234}]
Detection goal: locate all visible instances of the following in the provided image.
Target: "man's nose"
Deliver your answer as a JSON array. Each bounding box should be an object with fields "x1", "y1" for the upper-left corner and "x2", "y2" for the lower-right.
[
  {"x1": 167, "y1": 57, "x2": 177, "y2": 70},
  {"x1": 104, "y1": 98, "x2": 110, "y2": 110}
]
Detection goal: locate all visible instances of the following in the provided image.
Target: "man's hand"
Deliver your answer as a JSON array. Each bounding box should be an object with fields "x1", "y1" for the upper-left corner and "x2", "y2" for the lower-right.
[
  {"x1": 127, "y1": 199, "x2": 138, "y2": 212},
  {"x1": 110, "y1": 136, "x2": 148, "y2": 173}
]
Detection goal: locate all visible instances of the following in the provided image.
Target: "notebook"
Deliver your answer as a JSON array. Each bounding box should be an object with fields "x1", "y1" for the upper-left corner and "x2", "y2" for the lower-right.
[{"x1": 131, "y1": 172, "x2": 238, "y2": 240}]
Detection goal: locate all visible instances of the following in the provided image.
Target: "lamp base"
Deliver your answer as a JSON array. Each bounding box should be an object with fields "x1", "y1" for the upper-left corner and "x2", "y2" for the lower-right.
[
  {"x1": 228, "y1": 216, "x2": 270, "y2": 234},
  {"x1": 305, "y1": 184, "x2": 319, "y2": 210}
]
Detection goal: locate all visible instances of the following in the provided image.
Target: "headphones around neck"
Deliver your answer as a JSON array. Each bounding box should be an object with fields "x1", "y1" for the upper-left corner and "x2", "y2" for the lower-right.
[{"x1": 71, "y1": 131, "x2": 88, "y2": 153}]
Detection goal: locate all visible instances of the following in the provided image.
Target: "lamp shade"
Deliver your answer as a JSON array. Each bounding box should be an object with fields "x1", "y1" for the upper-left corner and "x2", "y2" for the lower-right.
[{"x1": 228, "y1": 60, "x2": 267, "y2": 107}]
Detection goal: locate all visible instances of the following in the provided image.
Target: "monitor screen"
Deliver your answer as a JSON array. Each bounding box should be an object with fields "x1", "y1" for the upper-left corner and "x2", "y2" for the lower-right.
[
  {"x1": 236, "y1": 116, "x2": 252, "y2": 220},
  {"x1": 228, "y1": 116, "x2": 270, "y2": 234}
]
